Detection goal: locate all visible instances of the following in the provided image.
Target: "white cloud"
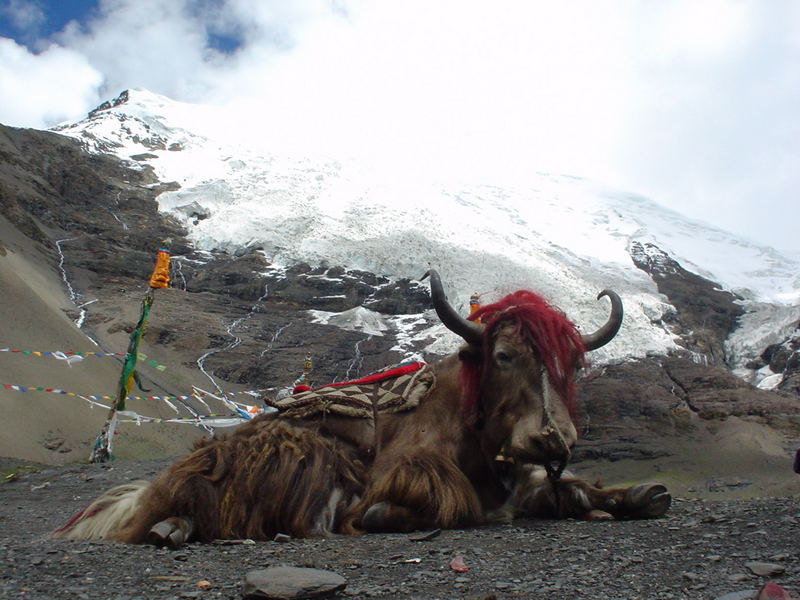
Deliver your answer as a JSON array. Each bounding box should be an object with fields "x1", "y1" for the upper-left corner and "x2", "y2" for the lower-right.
[
  {"x1": 0, "y1": 37, "x2": 102, "y2": 128},
  {"x1": 55, "y1": 0, "x2": 226, "y2": 101},
  {"x1": 1, "y1": 0, "x2": 45, "y2": 34},
  {"x1": 207, "y1": 2, "x2": 639, "y2": 185},
  {"x1": 640, "y1": 0, "x2": 752, "y2": 63},
  {"x1": 617, "y1": 1, "x2": 800, "y2": 252},
  {"x1": 0, "y1": 0, "x2": 797, "y2": 253}
]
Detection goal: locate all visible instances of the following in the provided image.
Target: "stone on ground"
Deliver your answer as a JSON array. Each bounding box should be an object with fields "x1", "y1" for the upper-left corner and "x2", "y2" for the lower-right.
[{"x1": 243, "y1": 566, "x2": 346, "y2": 599}]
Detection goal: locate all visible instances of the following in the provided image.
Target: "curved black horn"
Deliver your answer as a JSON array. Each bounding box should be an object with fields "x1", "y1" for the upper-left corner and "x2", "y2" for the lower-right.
[
  {"x1": 421, "y1": 270, "x2": 484, "y2": 345},
  {"x1": 581, "y1": 290, "x2": 623, "y2": 351}
]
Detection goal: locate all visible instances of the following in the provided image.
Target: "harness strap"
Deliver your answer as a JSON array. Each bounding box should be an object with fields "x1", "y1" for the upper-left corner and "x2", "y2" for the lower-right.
[
  {"x1": 540, "y1": 369, "x2": 571, "y2": 518},
  {"x1": 540, "y1": 369, "x2": 571, "y2": 469}
]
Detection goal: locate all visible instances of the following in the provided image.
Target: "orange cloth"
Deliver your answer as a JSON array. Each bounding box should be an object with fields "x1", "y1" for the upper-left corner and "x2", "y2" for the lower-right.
[
  {"x1": 148, "y1": 249, "x2": 171, "y2": 289},
  {"x1": 469, "y1": 293, "x2": 481, "y2": 322}
]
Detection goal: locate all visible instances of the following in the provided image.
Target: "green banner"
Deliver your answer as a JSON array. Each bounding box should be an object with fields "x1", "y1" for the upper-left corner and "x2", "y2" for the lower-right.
[{"x1": 116, "y1": 295, "x2": 152, "y2": 411}]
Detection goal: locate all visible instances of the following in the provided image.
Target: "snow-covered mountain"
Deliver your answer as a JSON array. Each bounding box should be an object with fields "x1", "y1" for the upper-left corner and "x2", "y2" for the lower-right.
[{"x1": 52, "y1": 89, "x2": 800, "y2": 382}]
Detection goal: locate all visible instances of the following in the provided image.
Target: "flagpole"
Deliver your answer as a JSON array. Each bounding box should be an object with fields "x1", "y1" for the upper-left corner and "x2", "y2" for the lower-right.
[{"x1": 89, "y1": 248, "x2": 171, "y2": 463}]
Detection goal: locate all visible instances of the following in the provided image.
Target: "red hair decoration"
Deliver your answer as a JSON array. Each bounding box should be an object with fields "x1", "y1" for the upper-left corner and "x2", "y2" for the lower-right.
[{"x1": 460, "y1": 290, "x2": 586, "y2": 421}]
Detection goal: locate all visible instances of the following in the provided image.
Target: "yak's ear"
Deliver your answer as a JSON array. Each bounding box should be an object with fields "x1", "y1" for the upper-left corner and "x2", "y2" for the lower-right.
[{"x1": 458, "y1": 344, "x2": 482, "y2": 363}]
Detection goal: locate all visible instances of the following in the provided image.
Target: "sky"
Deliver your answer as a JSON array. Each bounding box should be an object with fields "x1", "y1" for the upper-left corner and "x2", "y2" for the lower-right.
[{"x1": 0, "y1": 0, "x2": 798, "y2": 256}]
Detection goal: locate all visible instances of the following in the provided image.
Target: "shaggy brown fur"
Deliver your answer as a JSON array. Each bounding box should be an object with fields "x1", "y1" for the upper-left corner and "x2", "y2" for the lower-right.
[
  {"x1": 115, "y1": 418, "x2": 366, "y2": 542},
  {"x1": 346, "y1": 451, "x2": 485, "y2": 532}
]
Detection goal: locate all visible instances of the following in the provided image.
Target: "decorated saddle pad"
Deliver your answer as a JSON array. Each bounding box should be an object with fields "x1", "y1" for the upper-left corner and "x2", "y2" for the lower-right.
[{"x1": 267, "y1": 361, "x2": 435, "y2": 420}]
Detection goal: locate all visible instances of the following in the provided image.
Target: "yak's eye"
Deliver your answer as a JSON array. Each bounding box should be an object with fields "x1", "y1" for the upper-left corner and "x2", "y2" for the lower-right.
[{"x1": 494, "y1": 349, "x2": 516, "y2": 366}]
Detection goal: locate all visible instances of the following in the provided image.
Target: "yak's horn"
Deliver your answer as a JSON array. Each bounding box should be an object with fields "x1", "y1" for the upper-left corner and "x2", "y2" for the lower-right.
[
  {"x1": 581, "y1": 290, "x2": 623, "y2": 351},
  {"x1": 421, "y1": 270, "x2": 484, "y2": 345}
]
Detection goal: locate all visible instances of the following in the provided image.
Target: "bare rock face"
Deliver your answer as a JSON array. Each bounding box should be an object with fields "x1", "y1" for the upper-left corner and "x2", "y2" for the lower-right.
[
  {"x1": 578, "y1": 357, "x2": 800, "y2": 429},
  {"x1": 575, "y1": 354, "x2": 800, "y2": 470},
  {"x1": 748, "y1": 327, "x2": 800, "y2": 395},
  {"x1": 629, "y1": 241, "x2": 744, "y2": 366},
  {"x1": 0, "y1": 123, "x2": 189, "y2": 271},
  {"x1": 175, "y1": 253, "x2": 430, "y2": 315}
]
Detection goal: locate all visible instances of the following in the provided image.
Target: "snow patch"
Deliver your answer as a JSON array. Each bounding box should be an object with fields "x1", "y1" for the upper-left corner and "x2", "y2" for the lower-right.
[
  {"x1": 757, "y1": 373, "x2": 783, "y2": 391},
  {"x1": 309, "y1": 306, "x2": 388, "y2": 336}
]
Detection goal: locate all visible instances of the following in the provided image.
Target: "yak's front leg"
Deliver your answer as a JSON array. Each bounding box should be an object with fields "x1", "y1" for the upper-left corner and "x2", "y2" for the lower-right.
[
  {"x1": 498, "y1": 464, "x2": 671, "y2": 521},
  {"x1": 556, "y1": 478, "x2": 672, "y2": 520},
  {"x1": 354, "y1": 452, "x2": 484, "y2": 533}
]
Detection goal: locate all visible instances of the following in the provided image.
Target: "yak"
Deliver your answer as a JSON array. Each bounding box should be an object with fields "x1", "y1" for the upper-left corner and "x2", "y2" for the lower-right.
[{"x1": 54, "y1": 270, "x2": 670, "y2": 547}]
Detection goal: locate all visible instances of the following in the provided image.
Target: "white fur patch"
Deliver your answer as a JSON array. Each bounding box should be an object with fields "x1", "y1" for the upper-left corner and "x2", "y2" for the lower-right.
[
  {"x1": 311, "y1": 487, "x2": 344, "y2": 536},
  {"x1": 53, "y1": 481, "x2": 149, "y2": 540},
  {"x1": 568, "y1": 485, "x2": 591, "y2": 512},
  {"x1": 526, "y1": 465, "x2": 549, "y2": 483}
]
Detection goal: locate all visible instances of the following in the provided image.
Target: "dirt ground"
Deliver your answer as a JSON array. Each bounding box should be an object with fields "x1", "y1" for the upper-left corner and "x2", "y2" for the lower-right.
[{"x1": 1, "y1": 454, "x2": 798, "y2": 600}]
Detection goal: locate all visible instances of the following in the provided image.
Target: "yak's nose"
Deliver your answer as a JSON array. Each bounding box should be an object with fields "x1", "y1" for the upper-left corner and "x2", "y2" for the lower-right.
[
  {"x1": 506, "y1": 420, "x2": 576, "y2": 469},
  {"x1": 506, "y1": 410, "x2": 578, "y2": 466},
  {"x1": 535, "y1": 428, "x2": 572, "y2": 480},
  {"x1": 537, "y1": 422, "x2": 576, "y2": 458}
]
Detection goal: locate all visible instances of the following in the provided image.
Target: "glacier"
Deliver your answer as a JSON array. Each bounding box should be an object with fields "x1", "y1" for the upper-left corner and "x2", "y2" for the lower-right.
[{"x1": 52, "y1": 89, "x2": 800, "y2": 370}]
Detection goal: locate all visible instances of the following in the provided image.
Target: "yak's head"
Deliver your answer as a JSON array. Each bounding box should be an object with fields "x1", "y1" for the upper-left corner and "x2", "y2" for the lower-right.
[{"x1": 424, "y1": 270, "x2": 622, "y2": 478}]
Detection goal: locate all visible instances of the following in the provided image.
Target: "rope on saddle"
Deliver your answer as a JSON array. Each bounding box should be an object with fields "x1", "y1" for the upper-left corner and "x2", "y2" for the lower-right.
[{"x1": 266, "y1": 362, "x2": 435, "y2": 420}]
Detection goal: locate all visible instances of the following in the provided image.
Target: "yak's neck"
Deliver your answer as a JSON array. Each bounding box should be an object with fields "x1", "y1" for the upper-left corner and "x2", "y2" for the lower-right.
[{"x1": 431, "y1": 354, "x2": 470, "y2": 412}]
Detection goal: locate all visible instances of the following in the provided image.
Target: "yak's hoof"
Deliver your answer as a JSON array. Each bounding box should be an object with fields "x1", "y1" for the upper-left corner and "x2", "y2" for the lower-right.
[
  {"x1": 362, "y1": 501, "x2": 429, "y2": 532},
  {"x1": 146, "y1": 517, "x2": 192, "y2": 549},
  {"x1": 361, "y1": 502, "x2": 391, "y2": 532},
  {"x1": 583, "y1": 509, "x2": 614, "y2": 521},
  {"x1": 623, "y1": 483, "x2": 671, "y2": 518},
  {"x1": 485, "y1": 506, "x2": 515, "y2": 524}
]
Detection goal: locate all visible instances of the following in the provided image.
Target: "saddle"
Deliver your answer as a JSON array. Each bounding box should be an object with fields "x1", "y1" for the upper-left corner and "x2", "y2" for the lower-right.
[{"x1": 266, "y1": 361, "x2": 435, "y2": 420}]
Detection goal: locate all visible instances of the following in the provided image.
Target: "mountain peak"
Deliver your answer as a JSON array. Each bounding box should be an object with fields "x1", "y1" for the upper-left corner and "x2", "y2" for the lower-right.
[
  {"x1": 53, "y1": 89, "x2": 212, "y2": 158},
  {"x1": 87, "y1": 89, "x2": 131, "y2": 118},
  {"x1": 83, "y1": 89, "x2": 196, "y2": 123}
]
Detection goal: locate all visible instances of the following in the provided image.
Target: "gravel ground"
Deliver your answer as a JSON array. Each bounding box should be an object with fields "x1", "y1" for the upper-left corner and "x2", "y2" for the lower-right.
[{"x1": 1, "y1": 457, "x2": 798, "y2": 600}]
